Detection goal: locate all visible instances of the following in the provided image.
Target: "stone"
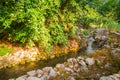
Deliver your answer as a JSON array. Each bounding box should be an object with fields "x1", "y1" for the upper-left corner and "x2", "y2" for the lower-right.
[
  {"x1": 99, "y1": 76, "x2": 110, "y2": 80},
  {"x1": 114, "y1": 74, "x2": 120, "y2": 79},
  {"x1": 78, "y1": 60, "x2": 87, "y2": 67},
  {"x1": 80, "y1": 66, "x2": 88, "y2": 72},
  {"x1": 65, "y1": 67, "x2": 74, "y2": 73},
  {"x1": 42, "y1": 67, "x2": 52, "y2": 71},
  {"x1": 77, "y1": 56, "x2": 84, "y2": 62},
  {"x1": 37, "y1": 74, "x2": 42, "y2": 78},
  {"x1": 39, "y1": 75, "x2": 48, "y2": 80},
  {"x1": 85, "y1": 58, "x2": 95, "y2": 66},
  {"x1": 111, "y1": 48, "x2": 120, "y2": 59},
  {"x1": 26, "y1": 77, "x2": 40, "y2": 80},
  {"x1": 67, "y1": 58, "x2": 77, "y2": 64},
  {"x1": 67, "y1": 58, "x2": 74, "y2": 63},
  {"x1": 99, "y1": 73, "x2": 120, "y2": 80},
  {"x1": 16, "y1": 75, "x2": 27, "y2": 80},
  {"x1": 67, "y1": 76, "x2": 75, "y2": 80},
  {"x1": 118, "y1": 71, "x2": 120, "y2": 74},
  {"x1": 36, "y1": 69, "x2": 43, "y2": 74},
  {"x1": 27, "y1": 70, "x2": 36, "y2": 76},
  {"x1": 36, "y1": 69, "x2": 43, "y2": 77},
  {"x1": 95, "y1": 28, "x2": 108, "y2": 40},
  {"x1": 9, "y1": 79, "x2": 15, "y2": 80},
  {"x1": 104, "y1": 63, "x2": 111, "y2": 68},
  {"x1": 55, "y1": 64, "x2": 65, "y2": 71},
  {"x1": 109, "y1": 75, "x2": 119, "y2": 80},
  {"x1": 49, "y1": 68, "x2": 57, "y2": 77}
]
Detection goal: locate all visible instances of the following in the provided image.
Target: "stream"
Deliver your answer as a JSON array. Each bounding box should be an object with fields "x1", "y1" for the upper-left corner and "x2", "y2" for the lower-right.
[{"x1": 0, "y1": 37, "x2": 98, "y2": 80}]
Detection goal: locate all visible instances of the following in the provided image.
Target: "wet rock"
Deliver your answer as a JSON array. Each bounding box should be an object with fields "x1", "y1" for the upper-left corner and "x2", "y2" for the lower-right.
[
  {"x1": 16, "y1": 75, "x2": 27, "y2": 80},
  {"x1": 85, "y1": 58, "x2": 95, "y2": 66},
  {"x1": 27, "y1": 70, "x2": 36, "y2": 76},
  {"x1": 26, "y1": 77, "x2": 40, "y2": 80}
]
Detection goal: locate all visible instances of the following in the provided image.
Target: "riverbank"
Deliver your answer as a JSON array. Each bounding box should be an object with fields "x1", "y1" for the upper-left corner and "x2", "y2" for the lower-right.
[
  {"x1": 0, "y1": 38, "x2": 86, "y2": 69},
  {"x1": 0, "y1": 28, "x2": 120, "y2": 80},
  {"x1": 9, "y1": 47, "x2": 120, "y2": 80}
]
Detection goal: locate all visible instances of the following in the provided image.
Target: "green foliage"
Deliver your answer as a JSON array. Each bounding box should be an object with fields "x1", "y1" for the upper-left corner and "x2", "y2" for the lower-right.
[
  {"x1": 0, "y1": 45, "x2": 13, "y2": 56},
  {"x1": 0, "y1": 0, "x2": 119, "y2": 50},
  {"x1": 77, "y1": 0, "x2": 120, "y2": 30},
  {"x1": 0, "y1": 0, "x2": 78, "y2": 49},
  {"x1": 82, "y1": 29, "x2": 89, "y2": 36},
  {"x1": 105, "y1": 20, "x2": 120, "y2": 31}
]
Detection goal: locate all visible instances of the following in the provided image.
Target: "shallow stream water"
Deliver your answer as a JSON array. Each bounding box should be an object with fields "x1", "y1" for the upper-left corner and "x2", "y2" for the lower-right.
[{"x1": 0, "y1": 37, "x2": 97, "y2": 80}]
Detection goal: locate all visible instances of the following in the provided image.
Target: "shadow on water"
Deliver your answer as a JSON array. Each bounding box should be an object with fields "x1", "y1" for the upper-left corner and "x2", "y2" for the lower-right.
[{"x1": 0, "y1": 37, "x2": 98, "y2": 80}]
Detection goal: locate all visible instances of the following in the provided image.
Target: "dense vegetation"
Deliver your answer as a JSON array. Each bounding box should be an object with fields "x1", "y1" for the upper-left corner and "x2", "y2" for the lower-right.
[{"x1": 0, "y1": 0, "x2": 120, "y2": 50}]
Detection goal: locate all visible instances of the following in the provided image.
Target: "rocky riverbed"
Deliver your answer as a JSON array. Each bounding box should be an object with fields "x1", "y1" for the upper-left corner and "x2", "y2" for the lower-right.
[
  {"x1": 0, "y1": 28, "x2": 120, "y2": 80},
  {"x1": 0, "y1": 38, "x2": 85, "y2": 70},
  {"x1": 8, "y1": 47, "x2": 120, "y2": 80}
]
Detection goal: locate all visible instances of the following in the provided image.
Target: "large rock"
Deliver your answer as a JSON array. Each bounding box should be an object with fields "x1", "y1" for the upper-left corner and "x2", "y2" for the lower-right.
[
  {"x1": 99, "y1": 76, "x2": 114, "y2": 80},
  {"x1": 77, "y1": 56, "x2": 84, "y2": 61},
  {"x1": 55, "y1": 64, "x2": 65, "y2": 71},
  {"x1": 95, "y1": 28, "x2": 108, "y2": 40},
  {"x1": 36, "y1": 69, "x2": 43, "y2": 74},
  {"x1": 16, "y1": 75, "x2": 27, "y2": 80},
  {"x1": 100, "y1": 72, "x2": 120, "y2": 80},
  {"x1": 85, "y1": 58, "x2": 95, "y2": 66},
  {"x1": 111, "y1": 48, "x2": 120, "y2": 59},
  {"x1": 65, "y1": 67, "x2": 74, "y2": 73},
  {"x1": 36, "y1": 69, "x2": 43, "y2": 77},
  {"x1": 27, "y1": 70, "x2": 36, "y2": 76},
  {"x1": 49, "y1": 68, "x2": 57, "y2": 78},
  {"x1": 78, "y1": 60, "x2": 87, "y2": 67},
  {"x1": 42, "y1": 67, "x2": 52, "y2": 75}
]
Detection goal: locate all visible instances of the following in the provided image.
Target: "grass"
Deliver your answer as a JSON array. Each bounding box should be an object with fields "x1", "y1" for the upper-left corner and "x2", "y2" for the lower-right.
[
  {"x1": 0, "y1": 44, "x2": 13, "y2": 56},
  {"x1": 105, "y1": 21, "x2": 120, "y2": 31}
]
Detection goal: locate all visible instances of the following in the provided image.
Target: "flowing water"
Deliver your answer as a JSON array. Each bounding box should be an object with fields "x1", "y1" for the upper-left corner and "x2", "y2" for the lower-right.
[
  {"x1": 0, "y1": 37, "x2": 98, "y2": 80},
  {"x1": 86, "y1": 36, "x2": 98, "y2": 55}
]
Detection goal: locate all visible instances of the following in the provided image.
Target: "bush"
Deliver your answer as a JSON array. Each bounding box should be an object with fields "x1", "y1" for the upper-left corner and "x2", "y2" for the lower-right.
[
  {"x1": 0, "y1": 0, "x2": 119, "y2": 50},
  {"x1": 0, "y1": 0, "x2": 78, "y2": 49}
]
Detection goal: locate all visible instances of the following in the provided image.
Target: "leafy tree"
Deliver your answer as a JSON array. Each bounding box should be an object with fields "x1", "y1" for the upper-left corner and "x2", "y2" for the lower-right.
[{"x1": 0, "y1": 0, "x2": 119, "y2": 50}]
